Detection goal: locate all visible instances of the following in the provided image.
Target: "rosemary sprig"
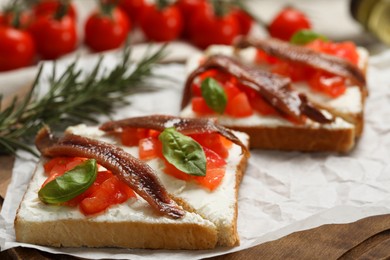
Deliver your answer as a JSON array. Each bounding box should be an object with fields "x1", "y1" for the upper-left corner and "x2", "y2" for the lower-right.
[{"x1": 0, "y1": 46, "x2": 166, "y2": 156}]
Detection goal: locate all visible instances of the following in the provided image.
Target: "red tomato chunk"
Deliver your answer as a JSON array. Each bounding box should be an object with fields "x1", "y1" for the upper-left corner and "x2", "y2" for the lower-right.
[{"x1": 42, "y1": 157, "x2": 136, "y2": 215}]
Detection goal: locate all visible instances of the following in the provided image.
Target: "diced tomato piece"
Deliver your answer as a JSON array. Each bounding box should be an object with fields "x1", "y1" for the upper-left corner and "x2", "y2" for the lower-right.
[
  {"x1": 191, "y1": 96, "x2": 214, "y2": 115},
  {"x1": 190, "y1": 133, "x2": 230, "y2": 159},
  {"x1": 250, "y1": 94, "x2": 278, "y2": 116},
  {"x1": 65, "y1": 181, "x2": 101, "y2": 207},
  {"x1": 163, "y1": 159, "x2": 192, "y2": 181},
  {"x1": 192, "y1": 83, "x2": 202, "y2": 96},
  {"x1": 42, "y1": 157, "x2": 84, "y2": 187},
  {"x1": 271, "y1": 62, "x2": 314, "y2": 82},
  {"x1": 121, "y1": 128, "x2": 138, "y2": 146},
  {"x1": 219, "y1": 135, "x2": 233, "y2": 149},
  {"x1": 199, "y1": 70, "x2": 232, "y2": 85},
  {"x1": 148, "y1": 129, "x2": 161, "y2": 138},
  {"x1": 331, "y1": 41, "x2": 359, "y2": 65},
  {"x1": 305, "y1": 39, "x2": 327, "y2": 52},
  {"x1": 270, "y1": 62, "x2": 290, "y2": 78},
  {"x1": 44, "y1": 157, "x2": 73, "y2": 173},
  {"x1": 162, "y1": 146, "x2": 226, "y2": 190},
  {"x1": 79, "y1": 175, "x2": 136, "y2": 215},
  {"x1": 41, "y1": 172, "x2": 62, "y2": 188},
  {"x1": 121, "y1": 127, "x2": 148, "y2": 146},
  {"x1": 241, "y1": 86, "x2": 278, "y2": 116},
  {"x1": 64, "y1": 170, "x2": 115, "y2": 207},
  {"x1": 193, "y1": 147, "x2": 226, "y2": 190},
  {"x1": 42, "y1": 157, "x2": 137, "y2": 214},
  {"x1": 199, "y1": 69, "x2": 217, "y2": 81},
  {"x1": 203, "y1": 147, "x2": 226, "y2": 168},
  {"x1": 225, "y1": 92, "x2": 253, "y2": 117},
  {"x1": 95, "y1": 170, "x2": 113, "y2": 184},
  {"x1": 139, "y1": 137, "x2": 163, "y2": 160},
  {"x1": 65, "y1": 157, "x2": 87, "y2": 171},
  {"x1": 194, "y1": 168, "x2": 225, "y2": 191},
  {"x1": 309, "y1": 71, "x2": 346, "y2": 98},
  {"x1": 255, "y1": 50, "x2": 279, "y2": 65},
  {"x1": 306, "y1": 39, "x2": 359, "y2": 65},
  {"x1": 224, "y1": 81, "x2": 241, "y2": 100},
  {"x1": 49, "y1": 163, "x2": 67, "y2": 177}
]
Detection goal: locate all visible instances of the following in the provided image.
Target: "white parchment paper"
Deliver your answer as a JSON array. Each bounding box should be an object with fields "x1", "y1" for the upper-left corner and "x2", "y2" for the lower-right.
[{"x1": 1, "y1": 48, "x2": 390, "y2": 259}]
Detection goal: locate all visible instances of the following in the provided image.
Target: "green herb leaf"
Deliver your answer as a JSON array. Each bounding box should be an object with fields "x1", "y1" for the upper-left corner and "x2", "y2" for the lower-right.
[
  {"x1": 290, "y1": 30, "x2": 328, "y2": 45},
  {"x1": 38, "y1": 159, "x2": 98, "y2": 204},
  {"x1": 201, "y1": 77, "x2": 227, "y2": 114},
  {"x1": 159, "y1": 128, "x2": 206, "y2": 176}
]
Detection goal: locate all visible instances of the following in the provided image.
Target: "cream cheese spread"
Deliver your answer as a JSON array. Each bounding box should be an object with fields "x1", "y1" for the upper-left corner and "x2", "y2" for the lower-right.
[{"x1": 18, "y1": 124, "x2": 248, "y2": 231}]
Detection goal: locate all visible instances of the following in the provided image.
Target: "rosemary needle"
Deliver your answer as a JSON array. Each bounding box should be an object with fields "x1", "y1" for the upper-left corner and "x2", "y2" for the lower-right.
[{"x1": 0, "y1": 45, "x2": 166, "y2": 156}]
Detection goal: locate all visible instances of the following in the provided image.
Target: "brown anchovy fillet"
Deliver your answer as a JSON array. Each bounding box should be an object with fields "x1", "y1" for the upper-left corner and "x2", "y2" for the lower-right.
[
  {"x1": 181, "y1": 55, "x2": 332, "y2": 124},
  {"x1": 35, "y1": 126, "x2": 185, "y2": 219},
  {"x1": 235, "y1": 37, "x2": 366, "y2": 93},
  {"x1": 100, "y1": 115, "x2": 249, "y2": 155}
]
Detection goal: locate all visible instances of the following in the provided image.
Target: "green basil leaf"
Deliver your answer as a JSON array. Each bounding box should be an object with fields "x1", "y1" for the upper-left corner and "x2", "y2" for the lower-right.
[
  {"x1": 38, "y1": 159, "x2": 98, "y2": 204},
  {"x1": 159, "y1": 127, "x2": 206, "y2": 176},
  {"x1": 290, "y1": 30, "x2": 328, "y2": 45},
  {"x1": 201, "y1": 77, "x2": 227, "y2": 114}
]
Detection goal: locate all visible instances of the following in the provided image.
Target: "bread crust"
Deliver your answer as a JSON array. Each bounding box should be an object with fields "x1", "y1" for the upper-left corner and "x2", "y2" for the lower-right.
[
  {"x1": 228, "y1": 125, "x2": 355, "y2": 153},
  {"x1": 15, "y1": 217, "x2": 217, "y2": 249}
]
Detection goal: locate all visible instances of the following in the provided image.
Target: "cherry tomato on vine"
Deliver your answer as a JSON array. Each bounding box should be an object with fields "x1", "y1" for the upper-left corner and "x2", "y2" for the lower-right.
[
  {"x1": 0, "y1": 26, "x2": 36, "y2": 71},
  {"x1": 33, "y1": 0, "x2": 77, "y2": 20},
  {"x1": 176, "y1": 0, "x2": 210, "y2": 38},
  {"x1": 28, "y1": 14, "x2": 77, "y2": 60},
  {"x1": 0, "y1": 11, "x2": 33, "y2": 28},
  {"x1": 268, "y1": 7, "x2": 311, "y2": 41},
  {"x1": 231, "y1": 8, "x2": 253, "y2": 36},
  {"x1": 139, "y1": 3, "x2": 183, "y2": 42},
  {"x1": 118, "y1": 0, "x2": 146, "y2": 25},
  {"x1": 85, "y1": 7, "x2": 130, "y2": 52},
  {"x1": 188, "y1": 8, "x2": 239, "y2": 49}
]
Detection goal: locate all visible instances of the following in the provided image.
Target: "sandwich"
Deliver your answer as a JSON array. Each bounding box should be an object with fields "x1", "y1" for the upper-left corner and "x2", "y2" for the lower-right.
[
  {"x1": 14, "y1": 115, "x2": 249, "y2": 249},
  {"x1": 180, "y1": 36, "x2": 368, "y2": 152}
]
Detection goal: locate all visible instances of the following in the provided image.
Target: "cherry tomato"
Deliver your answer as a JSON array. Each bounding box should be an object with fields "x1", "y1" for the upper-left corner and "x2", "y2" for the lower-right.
[
  {"x1": 176, "y1": 0, "x2": 210, "y2": 38},
  {"x1": 119, "y1": 0, "x2": 146, "y2": 25},
  {"x1": 139, "y1": 4, "x2": 183, "y2": 42},
  {"x1": 85, "y1": 7, "x2": 130, "y2": 52},
  {"x1": 28, "y1": 15, "x2": 77, "y2": 60},
  {"x1": 268, "y1": 7, "x2": 311, "y2": 41},
  {"x1": 0, "y1": 11, "x2": 33, "y2": 28},
  {"x1": 231, "y1": 8, "x2": 253, "y2": 36},
  {"x1": 0, "y1": 26, "x2": 36, "y2": 71},
  {"x1": 188, "y1": 8, "x2": 239, "y2": 49},
  {"x1": 33, "y1": 0, "x2": 77, "y2": 20}
]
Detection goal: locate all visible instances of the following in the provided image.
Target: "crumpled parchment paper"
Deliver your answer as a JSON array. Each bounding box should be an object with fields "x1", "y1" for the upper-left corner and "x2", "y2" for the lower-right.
[{"x1": 1, "y1": 48, "x2": 390, "y2": 260}]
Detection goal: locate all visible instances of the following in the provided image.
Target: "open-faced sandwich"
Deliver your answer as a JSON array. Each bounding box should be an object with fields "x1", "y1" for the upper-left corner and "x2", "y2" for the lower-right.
[
  {"x1": 180, "y1": 36, "x2": 368, "y2": 153},
  {"x1": 14, "y1": 115, "x2": 249, "y2": 249}
]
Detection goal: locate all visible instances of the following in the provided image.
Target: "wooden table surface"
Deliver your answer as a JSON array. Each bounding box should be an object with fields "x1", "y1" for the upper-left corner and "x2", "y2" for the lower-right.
[{"x1": 2, "y1": 155, "x2": 390, "y2": 259}]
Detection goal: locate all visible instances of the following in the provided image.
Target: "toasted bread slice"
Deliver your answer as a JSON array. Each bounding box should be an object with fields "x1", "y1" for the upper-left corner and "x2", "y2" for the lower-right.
[
  {"x1": 15, "y1": 124, "x2": 249, "y2": 249},
  {"x1": 203, "y1": 44, "x2": 368, "y2": 137},
  {"x1": 181, "y1": 44, "x2": 367, "y2": 152}
]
